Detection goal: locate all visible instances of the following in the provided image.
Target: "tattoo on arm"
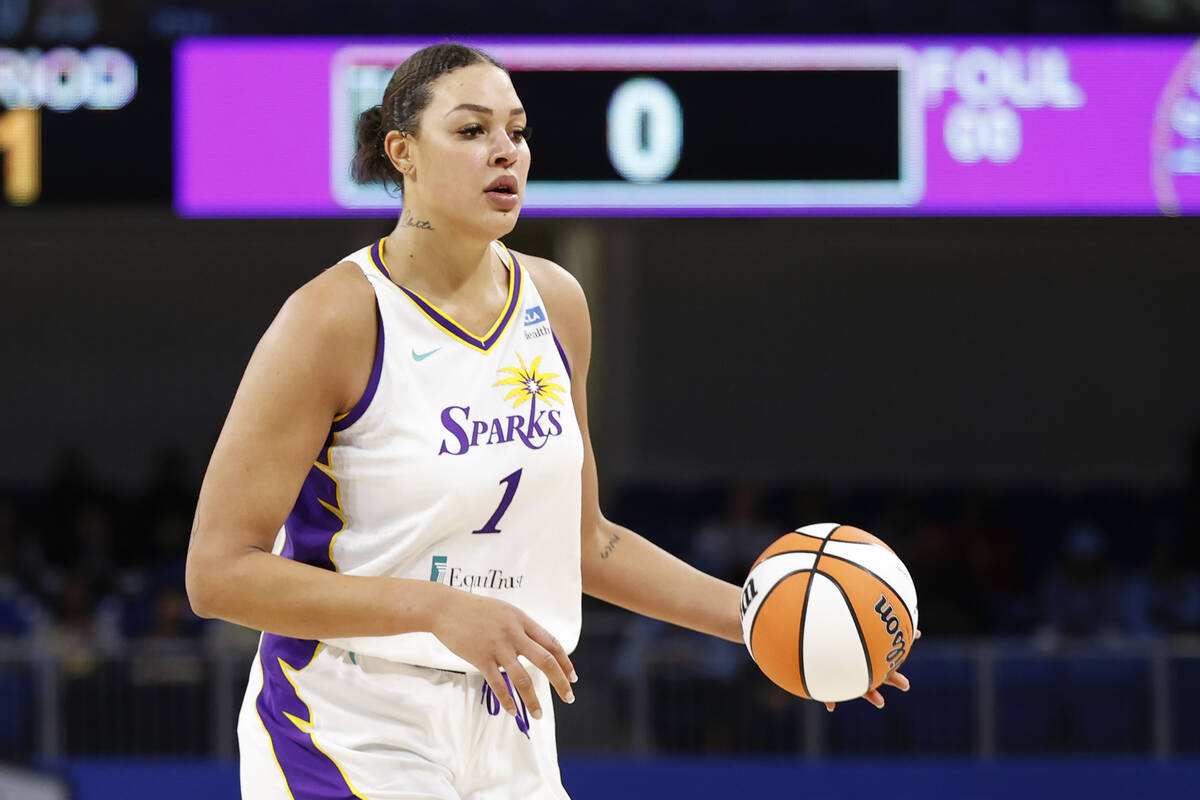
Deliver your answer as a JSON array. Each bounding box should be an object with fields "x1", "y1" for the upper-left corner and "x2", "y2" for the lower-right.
[
  {"x1": 402, "y1": 215, "x2": 434, "y2": 231},
  {"x1": 600, "y1": 531, "x2": 621, "y2": 559}
]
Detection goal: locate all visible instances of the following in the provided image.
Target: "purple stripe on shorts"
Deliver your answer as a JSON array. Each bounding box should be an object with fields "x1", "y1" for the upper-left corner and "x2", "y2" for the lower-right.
[
  {"x1": 257, "y1": 634, "x2": 360, "y2": 799},
  {"x1": 282, "y1": 466, "x2": 340, "y2": 572},
  {"x1": 551, "y1": 330, "x2": 571, "y2": 380},
  {"x1": 332, "y1": 304, "x2": 385, "y2": 432}
]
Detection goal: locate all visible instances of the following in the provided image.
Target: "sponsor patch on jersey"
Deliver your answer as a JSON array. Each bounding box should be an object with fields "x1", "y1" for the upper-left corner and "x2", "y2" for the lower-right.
[
  {"x1": 523, "y1": 305, "x2": 546, "y2": 326},
  {"x1": 429, "y1": 555, "x2": 524, "y2": 591},
  {"x1": 524, "y1": 323, "x2": 550, "y2": 340}
]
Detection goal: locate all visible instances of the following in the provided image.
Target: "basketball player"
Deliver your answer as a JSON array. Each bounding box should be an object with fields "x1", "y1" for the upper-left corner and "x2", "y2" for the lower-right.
[{"x1": 185, "y1": 43, "x2": 913, "y2": 799}]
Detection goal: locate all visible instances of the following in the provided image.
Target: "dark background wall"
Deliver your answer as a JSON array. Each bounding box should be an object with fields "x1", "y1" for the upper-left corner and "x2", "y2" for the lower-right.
[{"x1": 3, "y1": 212, "x2": 1197, "y2": 491}]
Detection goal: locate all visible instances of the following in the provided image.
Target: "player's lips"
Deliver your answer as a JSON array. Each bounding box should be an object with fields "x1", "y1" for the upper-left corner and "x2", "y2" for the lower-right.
[{"x1": 484, "y1": 175, "x2": 520, "y2": 210}]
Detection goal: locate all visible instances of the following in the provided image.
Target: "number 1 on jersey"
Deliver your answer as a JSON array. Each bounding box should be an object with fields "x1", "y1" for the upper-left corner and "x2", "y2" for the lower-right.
[{"x1": 473, "y1": 468, "x2": 522, "y2": 534}]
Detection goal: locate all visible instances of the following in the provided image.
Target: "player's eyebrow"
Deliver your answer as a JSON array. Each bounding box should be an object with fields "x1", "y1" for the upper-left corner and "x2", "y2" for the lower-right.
[{"x1": 445, "y1": 104, "x2": 525, "y2": 117}]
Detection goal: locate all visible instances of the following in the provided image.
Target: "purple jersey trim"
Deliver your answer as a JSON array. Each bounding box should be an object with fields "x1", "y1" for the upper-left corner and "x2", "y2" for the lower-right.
[
  {"x1": 551, "y1": 330, "x2": 572, "y2": 380},
  {"x1": 397, "y1": 261, "x2": 521, "y2": 351},
  {"x1": 368, "y1": 238, "x2": 390, "y2": 280},
  {"x1": 256, "y1": 635, "x2": 362, "y2": 799},
  {"x1": 283, "y1": 450, "x2": 342, "y2": 572},
  {"x1": 331, "y1": 303, "x2": 385, "y2": 433},
  {"x1": 368, "y1": 237, "x2": 523, "y2": 352}
]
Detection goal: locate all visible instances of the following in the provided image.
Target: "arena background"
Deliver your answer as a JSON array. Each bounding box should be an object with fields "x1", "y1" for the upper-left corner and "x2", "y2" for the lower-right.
[{"x1": 3, "y1": 1, "x2": 1200, "y2": 798}]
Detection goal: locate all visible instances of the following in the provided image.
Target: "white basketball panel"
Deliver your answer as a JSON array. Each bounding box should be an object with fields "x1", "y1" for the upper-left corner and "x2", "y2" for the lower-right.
[
  {"x1": 795, "y1": 522, "x2": 840, "y2": 539},
  {"x1": 802, "y1": 572, "x2": 871, "y2": 702}
]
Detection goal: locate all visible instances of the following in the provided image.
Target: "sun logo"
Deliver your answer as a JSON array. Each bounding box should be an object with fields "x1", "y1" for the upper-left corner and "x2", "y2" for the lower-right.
[{"x1": 494, "y1": 354, "x2": 566, "y2": 409}]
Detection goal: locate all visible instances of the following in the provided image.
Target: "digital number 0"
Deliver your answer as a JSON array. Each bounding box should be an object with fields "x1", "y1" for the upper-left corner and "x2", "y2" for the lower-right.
[
  {"x1": 473, "y1": 468, "x2": 522, "y2": 534},
  {"x1": 606, "y1": 78, "x2": 683, "y2": 184}
]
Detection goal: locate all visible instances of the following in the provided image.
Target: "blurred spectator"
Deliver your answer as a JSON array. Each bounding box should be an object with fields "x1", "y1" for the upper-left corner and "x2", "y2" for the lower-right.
[
  {"x1": 692, "y1": 483, "x2": 780, "y2": 584},
  {"x1": 40, "y1": 449, "x2": 108, "y2": 568},
  {"x1": 1120, "y1": 533, "x2": 1200, "y2": 637},
  {"x1": 137, "y1": 445, "x2": 196, "y2": 568},
  {"x1": 72, "y1": 503, "x2": 117, "y2": 591},
  {"x1": 1038, "y1": 522, "x2": 1124, "y2": 642},
  {"x1": 130, "y1": 584, "x2": 204, "y2": 685},
  {"x1": 957, "y1": 492, "x2": 1026, "y2": 632},
  {"x1": 908, "y1": 493, "x2": 989, "y2": 635},
  {"x1": 42, "y1": 572, "x2": 120, "y2": 678},
  {"x1": 0, "y1": 502, "x2": 46, "y2": 638}
]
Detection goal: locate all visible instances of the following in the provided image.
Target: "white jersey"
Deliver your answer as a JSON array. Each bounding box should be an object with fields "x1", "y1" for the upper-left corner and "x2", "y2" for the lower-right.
[{"x1": 279, "y1": 238, "x2": 584, "y2": 671}]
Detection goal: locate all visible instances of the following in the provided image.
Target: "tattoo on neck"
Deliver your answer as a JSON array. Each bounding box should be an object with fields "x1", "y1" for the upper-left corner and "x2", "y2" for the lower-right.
[
  {"x1": 600, "y1": 531, "x2": 621, "y2": 559},
  {"x1": 402, "y1": 216, "x2": 434, "y2": 230}
]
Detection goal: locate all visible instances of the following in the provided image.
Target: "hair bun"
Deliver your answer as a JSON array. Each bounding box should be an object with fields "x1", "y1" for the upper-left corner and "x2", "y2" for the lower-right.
[{"x1": 351, "y1": 105, "x2": 388, "y2": 185}]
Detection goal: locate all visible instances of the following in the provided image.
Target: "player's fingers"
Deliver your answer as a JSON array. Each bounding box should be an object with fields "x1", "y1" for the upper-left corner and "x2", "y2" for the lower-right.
[
  {"x1": 915, "y1": 629, "x2": 922, "y2": 640},
  {"x1": 525, "y1": 620, "x2": 577, "y2": 685},
  {"x1": 884, "y1": 671, "x2": 911, "y2": 691},
  {"x1": 521, "y1": 637, "x2": 575, "y2": 705},
  {"x1": 824, "y1": 701, "x2": 836, "y2": 712},
  {"x1": 864, "y1": 689, "x2": 885, "y2": 709},
  {"x1": 481, "y1": 666, "x2": 517, "y2": 717},
  {"x1": 504, "y1": 660, "x2": 543, "y2": 721}
]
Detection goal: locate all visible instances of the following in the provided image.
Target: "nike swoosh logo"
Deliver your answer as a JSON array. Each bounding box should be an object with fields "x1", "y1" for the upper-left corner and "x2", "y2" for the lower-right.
[{"x1": 412, "y1": 347, "x2": 442, "y2": 361}]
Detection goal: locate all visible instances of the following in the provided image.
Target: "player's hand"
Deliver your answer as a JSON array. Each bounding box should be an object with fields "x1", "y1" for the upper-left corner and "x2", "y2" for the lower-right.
[
  {"x1": 430, "y1": 590, "x2": 577, "y2": 721},
  {"x1": 824, "y1": 628, "x2": 920, "y2": 712}
]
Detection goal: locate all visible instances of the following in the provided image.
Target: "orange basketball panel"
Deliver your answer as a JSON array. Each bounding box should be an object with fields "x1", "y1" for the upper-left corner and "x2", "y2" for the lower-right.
[
  {"x1": 751, "y1": 532, "x2": 823, "y2": 569},
  {"x1": 816, "y1": 556, "x2": 913, "y2": 690},
  {"x1": 829, "y1": 525, "x2": 895, "y2": 554},
  {"x1": 748, "y1": 571, "x2": 813, "y2": 698}
]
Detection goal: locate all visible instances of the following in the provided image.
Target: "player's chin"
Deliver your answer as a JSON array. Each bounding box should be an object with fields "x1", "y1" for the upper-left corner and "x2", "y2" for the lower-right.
[{"x1": 481, "y1": 200, "x2": 522, "y2": 233}]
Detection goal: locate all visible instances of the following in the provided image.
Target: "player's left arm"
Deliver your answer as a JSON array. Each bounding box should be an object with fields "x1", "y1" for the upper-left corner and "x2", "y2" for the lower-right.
[
  {"x1": 518, "y1": 252, "x2": 741, "y2": 642},
  {"x1": 523, "y1": 252, "x2": 911, "y2": 707}
]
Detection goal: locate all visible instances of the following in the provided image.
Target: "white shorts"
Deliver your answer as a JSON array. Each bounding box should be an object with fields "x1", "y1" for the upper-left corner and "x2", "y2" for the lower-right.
[{"x1": 238, "y1": 634, "x2": 570, "y2": 800}]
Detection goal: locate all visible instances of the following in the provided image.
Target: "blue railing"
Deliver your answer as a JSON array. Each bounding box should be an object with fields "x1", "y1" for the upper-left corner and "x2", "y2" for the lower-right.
[{"x1": 3, "y1": 617, "x2": 1199, "y2": 760}]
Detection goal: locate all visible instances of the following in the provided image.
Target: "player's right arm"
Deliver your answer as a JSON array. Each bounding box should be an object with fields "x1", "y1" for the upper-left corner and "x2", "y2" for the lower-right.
[
  {"x1": 185, "y1": 264, "x2": 573, "y2": 718},
  {"x1": 185, "y1": 262, "x2": 434, "y2": 638}
]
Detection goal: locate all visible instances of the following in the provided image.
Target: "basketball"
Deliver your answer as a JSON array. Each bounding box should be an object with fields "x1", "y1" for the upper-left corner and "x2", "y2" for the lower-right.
[{"x1": 739, "y1": 523, "x2": 919, "y2": 702}]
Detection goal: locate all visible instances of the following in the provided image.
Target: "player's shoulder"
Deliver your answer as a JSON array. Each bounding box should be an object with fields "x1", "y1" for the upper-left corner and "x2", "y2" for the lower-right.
[
  {"x1": 508, "y1": 248, "x2": 591, "y2": 372},
  {"x1": 276, "y1": 260, "x2": 376, "y2": 352},
  {"x1": 509, "y1": 249, "x2": 588, "y2": 323}
]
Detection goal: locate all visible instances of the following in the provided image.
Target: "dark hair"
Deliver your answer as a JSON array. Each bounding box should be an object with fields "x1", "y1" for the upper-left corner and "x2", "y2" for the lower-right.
[{"x1": 351, "y1": 43, "x2": 507, "y2": 193}]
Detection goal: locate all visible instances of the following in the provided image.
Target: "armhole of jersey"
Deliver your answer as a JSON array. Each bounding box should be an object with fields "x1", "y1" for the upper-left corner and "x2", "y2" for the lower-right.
[
  {"x1": 551, "y1": 330, "x2": 572, "y2": 380},
  {"x1": 332, "y1": 298, "x2": 385, "y2": 432}
]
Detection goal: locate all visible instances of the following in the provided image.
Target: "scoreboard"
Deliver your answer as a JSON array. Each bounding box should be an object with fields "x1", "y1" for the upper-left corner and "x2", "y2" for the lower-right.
[
  {"x1": 3, "y1": 36, "x2": 1199, "y2": 215},
  {"x1": 172, "y1": 36, "x2": 1200, "y2": 217}
]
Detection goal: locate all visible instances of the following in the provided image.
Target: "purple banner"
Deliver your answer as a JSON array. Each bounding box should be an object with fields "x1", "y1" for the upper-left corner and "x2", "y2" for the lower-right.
[{"x1": 174, "y1": 36, "x2": 1200, "y2": 217}]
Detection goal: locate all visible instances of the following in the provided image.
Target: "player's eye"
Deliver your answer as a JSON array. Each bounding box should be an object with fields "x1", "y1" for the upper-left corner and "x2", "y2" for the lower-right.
[
  {"x1": 511, "y1": 126, "x2": 532, "y2": 143},
  {"x1": 458, "y1": 124, "x2": 485, "y2": 137}
]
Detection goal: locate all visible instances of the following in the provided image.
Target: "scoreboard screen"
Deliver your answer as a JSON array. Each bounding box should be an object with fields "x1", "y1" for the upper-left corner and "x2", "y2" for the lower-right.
[
  {"x1": 325, "y1": 42, "x2": 919, "y2": 213},
  {"x1": 173, "y1": 36, "x2": 1200, "y2": 217},
  {"x1": 6, "y1": 36, "x2": 1199, "y2": 215}
]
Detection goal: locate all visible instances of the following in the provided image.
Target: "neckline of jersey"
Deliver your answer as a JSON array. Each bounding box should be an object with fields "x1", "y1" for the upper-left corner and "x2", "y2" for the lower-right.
[{"x1": 368, "y1": 237, "x2": 523, "y2": 354}]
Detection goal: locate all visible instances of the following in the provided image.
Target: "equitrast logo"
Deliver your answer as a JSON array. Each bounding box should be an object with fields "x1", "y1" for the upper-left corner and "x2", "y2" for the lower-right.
[
  {"x1": 438, "y1": 353, "x2": 566, "y2": 456},
  {"x1": 429, "y1": 555, "x2": 448, "y2": 582},
  {"x1": 428, "y1": 555, "x2": 524, "y2": 592}
]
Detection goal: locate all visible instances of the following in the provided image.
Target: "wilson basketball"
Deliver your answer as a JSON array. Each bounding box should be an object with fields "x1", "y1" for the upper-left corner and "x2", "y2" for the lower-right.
[{"x1": 739, "y1": 523, "x2": 919, "y2": 702}]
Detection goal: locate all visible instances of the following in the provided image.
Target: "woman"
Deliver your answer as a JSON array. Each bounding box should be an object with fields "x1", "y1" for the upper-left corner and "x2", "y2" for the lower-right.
[{"x1": 185, "y1": 43, "x2": 910, "y2": 800}]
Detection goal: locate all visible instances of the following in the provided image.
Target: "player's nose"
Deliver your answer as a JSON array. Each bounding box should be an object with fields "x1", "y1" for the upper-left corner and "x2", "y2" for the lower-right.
[{"x1": 491, "y1": 133, "x2": 519, "y2": 166}]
